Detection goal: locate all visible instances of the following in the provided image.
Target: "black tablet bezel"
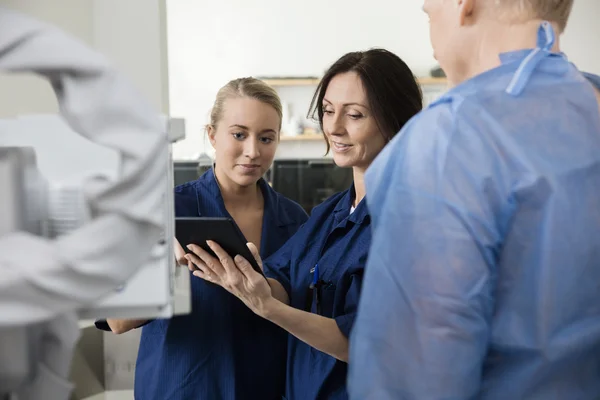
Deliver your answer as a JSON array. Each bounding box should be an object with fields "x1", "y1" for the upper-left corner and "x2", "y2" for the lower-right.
[{"x1": 174, "y1": 217, "x2": 263, "y2": 275}]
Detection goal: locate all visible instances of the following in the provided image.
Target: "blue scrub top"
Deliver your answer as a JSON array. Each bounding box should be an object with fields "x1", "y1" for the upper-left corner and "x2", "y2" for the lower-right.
[
  {"x1": 264, "y1": 185, "x2": 370, "y2": 400},
  {"x1": 349, "y1": 23, "x2": 600, "y2": 400},
  {"x1": 135, "y1": 169, "x2": 308, "y2": 400}
]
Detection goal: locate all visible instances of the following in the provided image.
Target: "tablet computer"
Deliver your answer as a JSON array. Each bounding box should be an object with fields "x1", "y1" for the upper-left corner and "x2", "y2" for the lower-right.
[{"x1": 174, "y1": 217, "x2": 263, "y2": 275}]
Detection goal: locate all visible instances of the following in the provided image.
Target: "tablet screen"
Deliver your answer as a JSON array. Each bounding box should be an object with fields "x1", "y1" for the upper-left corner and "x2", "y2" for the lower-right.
[{"x1": 174, "y1": 217, "x2": 263, "y2": 275}]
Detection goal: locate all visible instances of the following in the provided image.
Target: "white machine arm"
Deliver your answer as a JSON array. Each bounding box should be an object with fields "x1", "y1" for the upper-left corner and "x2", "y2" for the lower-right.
[{"x1": 0, "y1": 6, "x2": 166, "y2": 325}]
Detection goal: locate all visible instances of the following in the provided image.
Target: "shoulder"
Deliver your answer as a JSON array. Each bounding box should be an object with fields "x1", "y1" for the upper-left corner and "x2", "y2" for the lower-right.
[
  {"x1": 368, "y1": 102, "x2": 457, "y2": 188},
  {"x1": 173, "y1": 170, "x2": 214, "y2": 217},
  {"x1": 174, "y1": 179, "x2": 197, "y2": 196},
  {"x1": 262, "y1": 180, "x2": 308, "y2": 225},
  {"x1": 583, "y1": 72, "x2": 600, "y2": 90},
  {"x1": 366, "y1": 91, "x2": 498, "y2": 208},
  {"x1": 276, "y1": 193, "x2": 309, "y2": 224},
  {"x1": 175, "y1": 169, "x2": 214, "y2": 196},
  {"x1": 310, "y1": 189, "x2": 348, "y2": 216},
  {"x1": 173, "y1": 181, "x2": 199, "y2": 217},
  {"x1": 378, "y1": 77, "x2": 511, "y2": 177}
]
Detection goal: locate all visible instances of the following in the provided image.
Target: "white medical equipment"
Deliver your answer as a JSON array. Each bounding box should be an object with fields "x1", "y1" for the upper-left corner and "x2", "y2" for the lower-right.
[{"x1": 0, "y1": 7, "x2": 190, "y2": 400}]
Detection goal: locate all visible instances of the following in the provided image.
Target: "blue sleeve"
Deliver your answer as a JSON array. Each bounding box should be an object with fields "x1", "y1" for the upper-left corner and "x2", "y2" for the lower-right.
[
  {"x1": 262, "y1": 199, "x2": 308, "y2": 295},
  {"x1": 334, "y1": 265, "x2": 363, "y2": 338},
  {"x1": 349, "y1": 104, "x2": 501, "y2": 399},
  {"x1": 263, "y1": 230, "x2": 299, "y2": 297}
]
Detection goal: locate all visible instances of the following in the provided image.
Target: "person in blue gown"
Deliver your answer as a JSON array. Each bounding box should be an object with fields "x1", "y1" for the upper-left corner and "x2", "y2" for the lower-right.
[
  {"x1": 185, "y1": 49, "x2": 423, "y2": 399},
  {"x1": 97, "y1": 77, "x2": 308, "y2": 400},
  {"x1": 349, "y1": 1, "x2": 600, "y2": 399}
]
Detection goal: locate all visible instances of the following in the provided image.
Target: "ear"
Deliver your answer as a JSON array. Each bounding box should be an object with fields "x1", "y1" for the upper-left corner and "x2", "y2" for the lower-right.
[
  {"x1": 457, "y1": 0, "x2": 475, "y2": 26},
  {"x1": 207, "y1": 124, "x2": 217, "y2": 148}
]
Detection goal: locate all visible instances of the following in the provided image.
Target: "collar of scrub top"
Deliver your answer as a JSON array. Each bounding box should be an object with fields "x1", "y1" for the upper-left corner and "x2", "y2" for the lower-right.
[
  {"x1": 192, "y1": 165, "x2": 298, "y2": 228},
  {"x1": 504, "y1": 21, "x2": 563, "y2": 96},
  {"x1": 429, "y1": 21, "x2": 567, "y2": 108},
  {"x1": 332, "y1": 182, "x2": 370, "y2": 227}
]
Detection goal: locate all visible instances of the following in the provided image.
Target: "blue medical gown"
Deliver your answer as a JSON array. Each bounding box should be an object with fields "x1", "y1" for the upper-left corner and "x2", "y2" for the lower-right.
[
  {"x1": 264, "y1": 186, "x2": 371, "y2": 399},
  {"x1": 134, "y1": 169, "x2": 308, "y2": 400},
  {"x1": 349, "y1": 49, "x2": 600, "y2": 398}
]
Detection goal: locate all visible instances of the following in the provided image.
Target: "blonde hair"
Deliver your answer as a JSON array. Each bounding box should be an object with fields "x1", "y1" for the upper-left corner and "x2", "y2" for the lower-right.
[
  {"x1": 492, "y1": 0, "x2": 574, "y2": 32},
  {"x1": 208, "y1": 77, "x2": 283, "y2": 131}
]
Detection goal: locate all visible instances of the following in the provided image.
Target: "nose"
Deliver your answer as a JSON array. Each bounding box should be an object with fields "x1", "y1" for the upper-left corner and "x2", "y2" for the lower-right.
[
  {"x1": 324, "y1": 111, "x2": 346, "y2": 138},
  {"x1": 243, "y1": 137, "x2": 260, "y2": 160}
]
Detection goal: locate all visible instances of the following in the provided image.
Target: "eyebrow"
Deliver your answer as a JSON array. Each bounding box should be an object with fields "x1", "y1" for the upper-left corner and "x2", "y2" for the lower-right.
[
  {"x1": 229, "y1": 124, "x2": 277, "y2": 134},
  {"x1": 323, "y1": 98, "x2": 369, "y2": 109}
]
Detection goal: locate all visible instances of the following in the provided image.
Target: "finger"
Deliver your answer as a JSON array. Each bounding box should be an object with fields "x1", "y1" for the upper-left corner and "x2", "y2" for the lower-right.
[
  {"x1": 193, "y1": 269, "x2": 215, "y2": 283},
  {"x1": 187, "y1": 244, "x2": 225, "y2": 276},
  {"x1": 173, "y1": 237, "x2": 187, "y2": 265},
  {"x1": 234, "y1": 254, "x2": 261, "y2": 281},
  {"x1": 206, "y1": 240, "x2": 237, "y2": 275},
  {"x1": 186, "y1": 252, "x2": 219, "y2": 277},
  {"x1": 184, "y1": 254, "x2": 200, "y2": 272},
  {"x1": 186, "y1": 255, "x2": 224, "y2": 285},
  {"x1": 246, "y1": 242, "x2": 263, "y2": 272},
  {"x1": 178, "y1": 256, "x2": 190, "y2": 266},
  {"x1": 185, "y1": 256, "x2": 198, "y2": 272}
]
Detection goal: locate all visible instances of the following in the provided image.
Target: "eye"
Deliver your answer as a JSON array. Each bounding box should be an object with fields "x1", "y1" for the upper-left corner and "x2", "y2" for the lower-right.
[
  {"x1": 259, "y1": 137, "x2": 275, "y2": 144},
  {"x1": 232, "y1": 132, "x2": 245, "y2": 140},
  {"x1": 322, "y1": 106, "x2": 334, "y2": 115},
  {"x1": 348, "y1": 113, "x2": 364, "y2": 120}
]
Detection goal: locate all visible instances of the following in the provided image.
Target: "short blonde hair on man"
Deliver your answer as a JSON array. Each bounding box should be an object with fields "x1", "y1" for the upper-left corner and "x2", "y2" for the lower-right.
[{"x1": 492, "y1": 0, "x2": 574, "y2": 32}]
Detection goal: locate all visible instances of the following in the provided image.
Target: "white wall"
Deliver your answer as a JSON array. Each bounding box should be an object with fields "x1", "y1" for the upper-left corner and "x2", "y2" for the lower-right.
[
  {"x1": 167, "y1": 0, "x2": 600, "y2": 160},
  {"x1": 0, "y1": 0, "x2": 169, "y2": 115},
  {"x1": 166, "y1": 0, "x2": 435, "y2": 160},
  {"x1": 0, "y1": 0, "x2": 93, "y2": 116},
  {"x1": 561, "y1": 0, "x2": 600, "y2": 74}
]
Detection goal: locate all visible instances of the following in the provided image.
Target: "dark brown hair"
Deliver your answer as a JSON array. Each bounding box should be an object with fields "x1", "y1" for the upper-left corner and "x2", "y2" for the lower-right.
[{"x1": 308, "y1": 49, "x2": 423, "y2": 153}]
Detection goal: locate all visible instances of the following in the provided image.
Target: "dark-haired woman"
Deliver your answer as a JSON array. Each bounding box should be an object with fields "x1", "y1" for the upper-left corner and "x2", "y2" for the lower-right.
[{"x1": 185, "y1": 49, "x2": 423, "y2": 399}]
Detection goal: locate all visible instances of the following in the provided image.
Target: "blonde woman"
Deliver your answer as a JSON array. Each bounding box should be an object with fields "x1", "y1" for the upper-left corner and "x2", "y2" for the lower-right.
[{"x1": 98, "y1": 78, "x2": 308, "y2": 400}]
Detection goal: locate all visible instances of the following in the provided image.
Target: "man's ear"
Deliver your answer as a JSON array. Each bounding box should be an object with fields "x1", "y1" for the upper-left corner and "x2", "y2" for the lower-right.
[{"x1": 457, "y1": 0, "x2": 475, "y2": 26}]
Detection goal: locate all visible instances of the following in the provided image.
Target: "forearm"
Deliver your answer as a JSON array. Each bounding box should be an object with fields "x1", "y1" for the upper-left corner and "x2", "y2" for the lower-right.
[
  {"x1": 262, "y1": 299, "x2": 348, "y2": 362},
  {"x1": 106, "y1": 318, "x2": 147, "y2": 334},
  {"x1": 267, "y1": 278, "x2": 289, "y2": 304}
]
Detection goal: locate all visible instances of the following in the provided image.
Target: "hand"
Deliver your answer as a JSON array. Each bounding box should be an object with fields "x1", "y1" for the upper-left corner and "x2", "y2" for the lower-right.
[
  {"x1": 186, "y1": 241, "x2": 275, "y2": 317},
  {"x1": 174, "y1": 237, "x2": 196, "y2": 272}
]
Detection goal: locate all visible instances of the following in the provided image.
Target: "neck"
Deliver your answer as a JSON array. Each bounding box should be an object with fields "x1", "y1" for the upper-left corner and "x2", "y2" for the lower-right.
[
  {"x1": 452, "y1": 19, "x2": 562, "y2": 86},
  {"x1": 214, "y1": 166, "x2": 262, "y2": 208},
  {"x1": 352, "y1": 166, "x2": 366, "y2": 208}
]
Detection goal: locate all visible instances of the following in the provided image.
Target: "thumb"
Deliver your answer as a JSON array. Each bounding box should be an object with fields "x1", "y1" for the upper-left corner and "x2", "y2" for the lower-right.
[
  {"x1": 233, "y1": 255, "x2": 255, "y2": 280},
  {"x1": 173, "y1": 237, "x2": 187, "y2": 265},
  {"x1": 246, "y1": 242, "x2": 263, "y2": 272}
]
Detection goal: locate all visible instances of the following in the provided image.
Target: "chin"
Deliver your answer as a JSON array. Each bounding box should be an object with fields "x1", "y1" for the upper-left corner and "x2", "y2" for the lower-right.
[
  {"x1": 332, "y1": 153, "x2": 354, "y2": 168},
  {"x1": 233, "y1": 172, "x2": 262, "y2": 187}
]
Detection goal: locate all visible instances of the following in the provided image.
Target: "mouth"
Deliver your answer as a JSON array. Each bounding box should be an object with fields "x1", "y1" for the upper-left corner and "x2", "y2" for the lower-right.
[
  {"x1": 237, "y1": 164, "x2": 261, "y2": 171},
  {"x1": 332, "y1": 141, "x2": 353, "y2": 152}
]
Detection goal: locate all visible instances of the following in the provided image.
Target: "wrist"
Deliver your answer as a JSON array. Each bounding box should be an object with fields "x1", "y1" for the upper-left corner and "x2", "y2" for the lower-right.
[{"x1": 258, "y1": 295, "x2": 284, "y2": 320}]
